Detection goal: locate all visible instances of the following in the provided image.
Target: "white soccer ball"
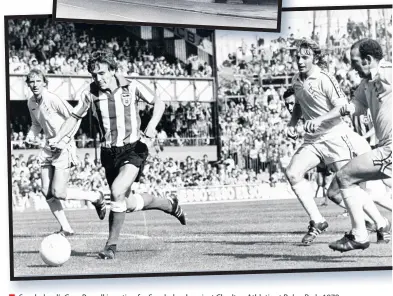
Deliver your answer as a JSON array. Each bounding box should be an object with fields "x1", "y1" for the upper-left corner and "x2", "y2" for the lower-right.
[{"x1": 39, "y1": 234, "x2": 71, "y2": 267}]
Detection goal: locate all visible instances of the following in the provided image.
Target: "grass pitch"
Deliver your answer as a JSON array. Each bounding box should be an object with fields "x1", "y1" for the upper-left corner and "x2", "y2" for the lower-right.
[{"x1": 12, "y1": 199, "x2": 392, "y2": 278}]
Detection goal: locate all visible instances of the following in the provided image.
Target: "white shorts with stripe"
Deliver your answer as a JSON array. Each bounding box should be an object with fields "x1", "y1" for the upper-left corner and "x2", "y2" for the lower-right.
[
  {"x1": 39, "y1": 141, "x2": 78, "y2": 169},
  {"x1": 369, "y1": 144, "x2": 392, "y2": 178},
  {"x1": 299, "y1": 130, "x2": 371, "y2": 166}
]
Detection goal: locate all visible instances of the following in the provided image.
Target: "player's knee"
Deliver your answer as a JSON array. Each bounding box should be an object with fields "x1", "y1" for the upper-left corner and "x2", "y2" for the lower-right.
[
  {"x1": 285, "y1": 167, "x2": 301, "y2": 185},
  {"x1": 327, "y1": 181, "x2": 342, "y2": 205},
  {"x1": 335, "y1": 169, "x2": 353, "y2": 189},
  {"x1": 50, "y1": 187, "x2": 67, "y2": 200},
  {"x1": 111, "y1": 188, "x2": 126, "y2": 202}
]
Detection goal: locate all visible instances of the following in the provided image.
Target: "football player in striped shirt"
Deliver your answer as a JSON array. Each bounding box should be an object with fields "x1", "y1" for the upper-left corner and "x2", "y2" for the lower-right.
[
  {"x1": 50, "y1": 50, "x2": 186, "y2": 259},
  {"x1": 285, "y1": 39, "x2": 382, "y2": 245},
  {"x1": 25, "y1": 69, "x2": 106, "y2": 236},
  {"x1": 328, "y1": 39, "x2": 392, "y2": 252}
]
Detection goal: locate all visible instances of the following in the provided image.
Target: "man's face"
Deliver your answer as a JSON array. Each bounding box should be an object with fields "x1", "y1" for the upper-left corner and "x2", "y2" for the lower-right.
[
  {"x1": 27, "y1": 73, "x2": 46, "y2": 97},
  {"x1": 296, "y1": 47, "x2": 314, "y2": 74},
  {"x1": 350, "y1": 47, "x2": 370, "y2": 78},
  {"x1": 285, "y1": 95, "x2": 295, "y2": 113},
  {"x1": 91, "y1": 62, "x2": 115, "y2": 90}
]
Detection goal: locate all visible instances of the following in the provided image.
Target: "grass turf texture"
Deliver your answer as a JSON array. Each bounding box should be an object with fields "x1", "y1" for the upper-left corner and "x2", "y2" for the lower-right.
[{"x1": 12, "y1": 199, "x2": 392, "y2": 277}]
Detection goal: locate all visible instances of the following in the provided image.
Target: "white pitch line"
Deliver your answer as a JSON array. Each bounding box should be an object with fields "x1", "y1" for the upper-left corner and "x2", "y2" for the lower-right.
[
  {"x1": 13, "y1": 232, "x2": 347, "y2": 242},
  {"x1": 13, "y1": 232, "x2": 151, "y2": 241}
]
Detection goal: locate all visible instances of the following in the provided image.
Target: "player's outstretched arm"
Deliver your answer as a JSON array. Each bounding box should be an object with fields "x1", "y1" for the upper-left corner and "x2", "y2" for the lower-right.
[
  {"x1": 49, "y1": 90, "x2": 90, "y2": 149},
  {"x1": 144, "y1": 96, "x2": 166, "y2": 138},
  {"x1": 49, "y1": 116, "x2": 81, "y2": 149},
  {"x1": 304, "y1": 105, "x2": 343, "y2": 133}
]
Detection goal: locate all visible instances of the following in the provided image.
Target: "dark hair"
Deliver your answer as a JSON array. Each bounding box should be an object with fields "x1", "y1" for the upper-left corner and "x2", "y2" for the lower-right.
[
  {"x1": 25, "y1": 69, "x2": 48, "y2": 85},
  {"x1": 87, "y1": 50, "x2": 118, "y2": 73},
  {"x1": 351, "y1": 38, "x2": 383, "y2": 61},
  {"x1": 298, "y1": 39, "x2": 322, "y2": 56},
  {"x1": 283, "y1": 87, "x2": 295, "y2": 100},
  {"x1": 297, "y1": 38, "x2": 327, "y2": 69}
]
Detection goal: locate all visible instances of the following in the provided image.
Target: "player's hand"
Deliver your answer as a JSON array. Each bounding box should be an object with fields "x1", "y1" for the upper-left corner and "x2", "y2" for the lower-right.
[
  {"x1": 304, "y1": 119, "x2": 321, "y2": 133},
  {"x1": 286, "y1": 126, "x2": 298, "y2": 140},
  {"x1": 340, "y1": 104, "x2": 355, "y2": 116},
  {"x1": 140, "y1": 131, "x2": 155, "y2": 151},
  {"x1": 48, "y1": 138, "x2": 65, "y2": 153}
]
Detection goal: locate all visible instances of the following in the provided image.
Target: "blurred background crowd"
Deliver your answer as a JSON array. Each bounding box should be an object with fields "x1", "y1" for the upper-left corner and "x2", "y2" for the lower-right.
[
  {"x1": 8, "y1": 19, "x2": 212, "y2": 77},
  {"x1": 9, "y1": 10, "x2": 392, "y2": 207}
]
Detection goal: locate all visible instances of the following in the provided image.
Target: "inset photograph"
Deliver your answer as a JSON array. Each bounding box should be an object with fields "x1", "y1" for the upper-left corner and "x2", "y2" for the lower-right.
[
  {"x1": 6, "y1": 5, "x2": 392, "y2": 280},
  {"x1": 54, "y1": 0, "x2": 281, "y2": 31}
]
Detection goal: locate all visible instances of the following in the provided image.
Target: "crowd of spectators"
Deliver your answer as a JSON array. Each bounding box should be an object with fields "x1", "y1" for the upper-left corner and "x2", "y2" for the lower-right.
[
  {"x1": 11, "y1": 151, "x2": 276, "y2": 210},
  {"x1": 8, "y1": 19, "x2": 212, "y2": 78},
  {"x1": 216, "y1": 16, "x2": 392, "y2": 182},
  {"x1": 221, "y1": 18, "x2": 391, "y2": 80},
  {"x1": 10, "y1": 16, "x2": 393, "y2": 210}
]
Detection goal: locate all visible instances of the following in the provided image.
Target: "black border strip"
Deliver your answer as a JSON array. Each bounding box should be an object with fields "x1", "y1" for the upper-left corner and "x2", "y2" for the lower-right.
[
  {"x1": 5, "y1": 14, "x2": 14, "y2": 282},
  {"x1": 11, "y1": 266, "x2": 393, "y2": 282},
  {"x1": 52, "y1": 0, "x2": 282, "y2": 32},
  {"x1": 52, "y1": 0, "x2": 58, "y2": 19},
  {"x1": 6, "y1": 4, "x2": 393, "y2": 281}
]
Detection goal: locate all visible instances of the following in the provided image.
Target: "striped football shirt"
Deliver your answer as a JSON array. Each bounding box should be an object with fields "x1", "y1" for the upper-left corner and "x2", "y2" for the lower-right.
[
  {"x1": 292, "y1": 65, "x2": 349, "y2": 144},
  {"x1": 72, "y1": 75, "x2": 155, "y2": 147}
]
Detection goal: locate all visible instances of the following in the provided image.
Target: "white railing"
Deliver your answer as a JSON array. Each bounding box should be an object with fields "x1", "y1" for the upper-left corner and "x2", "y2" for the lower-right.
[{"x1": 9, "y1": 74, "x2": 215, "y2": 102}]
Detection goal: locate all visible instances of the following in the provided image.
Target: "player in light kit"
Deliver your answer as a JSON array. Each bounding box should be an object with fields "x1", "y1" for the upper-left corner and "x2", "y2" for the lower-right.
[
  {"x1": 327, "y1": 39, "x2": 392, "y2": 252},
  {"x1": 50, "y1": 50, "x2": 186, "y2": 259},
  {"x1": 25, "y1": 69, "x2": 106, "y2": 236},
  {"x1": 285, "y1": 39, "x2": 383, "y2": 245}
]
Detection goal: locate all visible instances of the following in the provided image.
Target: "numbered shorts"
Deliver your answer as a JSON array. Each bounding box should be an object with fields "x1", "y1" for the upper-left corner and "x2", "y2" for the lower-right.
[
  {"x1": 368, "y1": 144, "x2": 392, "y2": 178},
  {"x1": 300, "y1": 130, "x2": 371, "y2": 166},
  {"x1": 100, "y1": 140, "x2": 149, "y2": 187},
  {"x1": 39, "y1": 142, "x2": 78, "y2": 169}
]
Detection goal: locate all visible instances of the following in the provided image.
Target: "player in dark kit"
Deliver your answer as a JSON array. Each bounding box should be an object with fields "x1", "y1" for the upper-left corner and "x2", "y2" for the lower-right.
[{"x1": 50, "y1": 50, "x2": 186, "y2": 259}]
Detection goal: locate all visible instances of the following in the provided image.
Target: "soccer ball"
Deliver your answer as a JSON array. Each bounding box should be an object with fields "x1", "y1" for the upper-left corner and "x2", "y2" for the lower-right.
[{"x1": 39, "y1": 234, "x2": 71, "y2": 266}]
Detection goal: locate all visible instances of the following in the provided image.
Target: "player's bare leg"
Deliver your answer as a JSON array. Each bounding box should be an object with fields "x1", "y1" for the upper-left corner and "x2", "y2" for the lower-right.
[
  {"x1": 126, "y1": 190, "x2": 186, "y2": 225},
  {"x1": 52, "y1": 167, "x2": 106, "y2": 220},
  {"x1": 41, "y1": 166, "x2": 74, "y2": 235},
  {"x1": 329, "y1": 152, "x2": 391, "y2": 252},
  {"x1": 98, "y1": 164, "x2": 139, "y2": 259},
  {"x1": 285, "y1": 147, "x2": 327, "y2": 244}
]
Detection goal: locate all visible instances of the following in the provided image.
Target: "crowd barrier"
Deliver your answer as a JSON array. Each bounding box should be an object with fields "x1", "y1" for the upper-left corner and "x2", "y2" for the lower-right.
[
  {"x1": 12, "y1": 183, "x2": 296, "y2": 212},
  {"x1": 9, "y1": 74, "x2": 215, "y2": 102}
]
